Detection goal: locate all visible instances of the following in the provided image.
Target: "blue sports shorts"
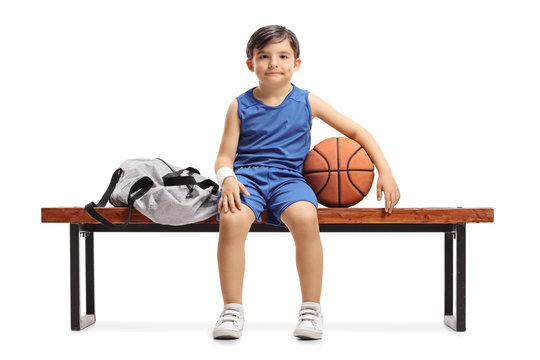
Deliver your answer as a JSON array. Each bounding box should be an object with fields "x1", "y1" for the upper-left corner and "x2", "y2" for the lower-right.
[{"x1": 216, "y1": 165, "x2": 318, "y2": 228}]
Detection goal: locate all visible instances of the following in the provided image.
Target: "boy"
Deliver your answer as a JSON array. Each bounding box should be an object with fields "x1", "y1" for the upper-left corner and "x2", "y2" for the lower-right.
[{"x1": 213, "y1": 25, "x2": 400, "y2": 340}]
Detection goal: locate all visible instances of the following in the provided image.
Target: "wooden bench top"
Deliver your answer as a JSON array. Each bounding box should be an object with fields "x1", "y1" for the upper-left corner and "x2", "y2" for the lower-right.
[{"x1": 41, "y1": 207, "x2": 494, "y2": 224}]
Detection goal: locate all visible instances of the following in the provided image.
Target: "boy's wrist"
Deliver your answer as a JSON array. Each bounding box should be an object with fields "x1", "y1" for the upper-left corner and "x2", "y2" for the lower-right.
[
  {"x1": 374, "y1": 162, "x2": 391, "y2": 175},
  {"x1": 216, "y1": 167, "x2": 237, "y2": 187}
]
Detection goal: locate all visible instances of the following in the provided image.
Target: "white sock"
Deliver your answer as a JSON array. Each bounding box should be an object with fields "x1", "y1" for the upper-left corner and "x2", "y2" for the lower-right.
[
  {"x1": 224, "y1": 303, "x2": 244, "y2": 312},
  {"x1": 301, "y1": 302, "x2": 321, "y2": 311}
]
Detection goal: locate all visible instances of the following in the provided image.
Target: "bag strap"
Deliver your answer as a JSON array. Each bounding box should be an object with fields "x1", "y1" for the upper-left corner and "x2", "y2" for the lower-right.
[
  {"x1": 156, "y1": 158, "x2": 201, "y2": 176},
  {"x1": 184, "y1": 166, "x2": 200, "y2": 175},
  {"x1": 100, "y1": 168, "x2": 123, "y2": 206},
  {"x1": 85, "y1": 169, "x2": 153, "y2": 228},
  {"x1": 162, "y1": 170, "x2": 219, "y2": 195}
]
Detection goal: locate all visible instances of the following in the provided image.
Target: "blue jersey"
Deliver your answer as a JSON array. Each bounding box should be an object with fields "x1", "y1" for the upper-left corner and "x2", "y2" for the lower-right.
[{"x1": 233, "y1": 83, "x2": 312, "y2": 173}]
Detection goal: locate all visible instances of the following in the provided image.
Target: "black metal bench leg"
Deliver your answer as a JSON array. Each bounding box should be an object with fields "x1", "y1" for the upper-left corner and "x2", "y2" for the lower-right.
[
  {"x1": 85, "y1": 231, "x2": 96, "y2": 319},
  {"x1": 444, "y1": 223, "x2": 466, "y2": 331},
  {"x1": 70, "y1": 224, "x2": 96, "y2": 330},
  {"x1": 444, "y1": 231, "x2": 453, "y2": 318}
]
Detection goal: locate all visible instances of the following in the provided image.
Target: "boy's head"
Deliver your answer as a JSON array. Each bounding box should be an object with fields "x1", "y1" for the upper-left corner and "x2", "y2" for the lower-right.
[{"x1": 246, "y1": 25, "x2": 300, "y2": 60}]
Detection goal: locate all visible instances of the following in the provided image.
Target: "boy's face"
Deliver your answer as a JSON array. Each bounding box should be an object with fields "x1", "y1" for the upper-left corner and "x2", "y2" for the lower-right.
[{"x1": 246, "y1": 40, "x2": 301, "y2": 87}]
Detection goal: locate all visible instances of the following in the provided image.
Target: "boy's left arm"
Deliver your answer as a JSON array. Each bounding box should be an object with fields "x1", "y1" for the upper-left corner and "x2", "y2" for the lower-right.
[{"x1": 309, "y1": 93, "x2": 400, "y2": 214}]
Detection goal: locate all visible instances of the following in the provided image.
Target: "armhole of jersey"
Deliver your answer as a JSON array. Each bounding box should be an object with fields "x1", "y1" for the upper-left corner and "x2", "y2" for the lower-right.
[
  {"x1": 235, "y1": 97, "x2": 243, "y2": 128},
  {"x1": 306, "y1": 91, "x2": 313, "y2": 129}
]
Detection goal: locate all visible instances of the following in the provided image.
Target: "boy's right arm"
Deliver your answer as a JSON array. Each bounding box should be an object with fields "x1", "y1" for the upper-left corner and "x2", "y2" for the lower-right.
[{"x1": 215, "y1": 100, "x2": 250, "y2": 213}]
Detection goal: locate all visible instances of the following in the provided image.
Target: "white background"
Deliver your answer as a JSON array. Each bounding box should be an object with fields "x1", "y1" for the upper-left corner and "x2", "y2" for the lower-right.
[{"x1": 1, "y1": 0, "x2": 539, "y2": 358}]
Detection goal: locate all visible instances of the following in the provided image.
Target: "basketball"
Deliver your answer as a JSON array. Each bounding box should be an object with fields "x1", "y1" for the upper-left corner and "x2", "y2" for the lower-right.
[{"x1": 302, "y1": 137, "x2": 374, "y2": 207}]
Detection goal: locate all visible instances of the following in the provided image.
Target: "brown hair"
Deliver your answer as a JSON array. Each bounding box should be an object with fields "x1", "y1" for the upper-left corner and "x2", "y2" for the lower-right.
[{"x1": 246, "y1": 25, "x2": 300, "y2": 60}]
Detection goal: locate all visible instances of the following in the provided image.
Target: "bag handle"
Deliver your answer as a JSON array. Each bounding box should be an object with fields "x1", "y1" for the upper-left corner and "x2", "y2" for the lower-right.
[
  {"x1": 85, "y1": 169, "x2": 153, "y2": 228},
  {"x1": 156, "y1": 158, "x2": 200, "y2": 176},
  {"x1": 162, "y1": 170, "x2": 219, "y2": 196}
]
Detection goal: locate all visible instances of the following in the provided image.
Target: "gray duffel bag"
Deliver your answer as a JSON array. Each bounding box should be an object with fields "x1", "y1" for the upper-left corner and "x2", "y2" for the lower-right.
[{"x1": 85, "y1": 158, "x2": 219, "y2": 227}]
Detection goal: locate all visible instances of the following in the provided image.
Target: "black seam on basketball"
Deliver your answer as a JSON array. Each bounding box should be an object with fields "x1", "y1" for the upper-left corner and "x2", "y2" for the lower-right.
[
  {"x1": 312, "y1": 147, "x2": 331, "y2": 197},
  {"x1": 349, "y1": 146, "x2": 374, "y2": 170},
  {"x1": 347, "y1": 146, "x2": 367, "y2": 197},
  {"x1": 303, "y1": 169, "x2": 374, "y2": 175},
  {"x1": 336, "y1": 137, "x2": 341, "y2": 207}
]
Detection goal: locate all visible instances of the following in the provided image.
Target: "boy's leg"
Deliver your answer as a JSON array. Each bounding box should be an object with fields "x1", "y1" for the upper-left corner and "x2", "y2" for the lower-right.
[
  {"x1": 280, "y1": 201, "x2": 323, "y2": 303},
  {"x1": 217, "y1": 204, "x2": 256, "y2": 305}
]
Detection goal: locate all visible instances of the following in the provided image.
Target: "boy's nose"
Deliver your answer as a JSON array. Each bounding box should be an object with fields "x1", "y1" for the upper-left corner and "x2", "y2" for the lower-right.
[{"x1": 269, "y1": 56, "x2": 279, "y2": 67}]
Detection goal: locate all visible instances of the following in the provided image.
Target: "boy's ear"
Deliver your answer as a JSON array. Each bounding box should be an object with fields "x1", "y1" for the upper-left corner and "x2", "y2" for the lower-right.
[
  {"x1": 294, "y1": 58, "x2": 301, "y2": 72},
  {"x1": 246, "y1": 59, "x2": 254, "y2": 72}
]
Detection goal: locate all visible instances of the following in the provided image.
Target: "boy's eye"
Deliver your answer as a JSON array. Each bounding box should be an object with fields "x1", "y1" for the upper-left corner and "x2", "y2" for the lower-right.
[
  {"x1": 259, "y1": 55, "x2": 268, "y2": 59},
  {"x1": 280, "y1": 55, "x2": 288, "y2": 59}
]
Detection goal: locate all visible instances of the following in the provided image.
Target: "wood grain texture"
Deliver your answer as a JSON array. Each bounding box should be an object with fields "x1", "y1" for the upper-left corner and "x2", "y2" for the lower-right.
[{"x1": 41, "y1": 207, "x2": 494, "y2": 224}]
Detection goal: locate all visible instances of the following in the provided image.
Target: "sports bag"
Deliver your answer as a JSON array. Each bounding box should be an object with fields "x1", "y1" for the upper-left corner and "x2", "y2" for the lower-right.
[{"x1": 85, "y1": 158, "x2": 219, "y2": 227}]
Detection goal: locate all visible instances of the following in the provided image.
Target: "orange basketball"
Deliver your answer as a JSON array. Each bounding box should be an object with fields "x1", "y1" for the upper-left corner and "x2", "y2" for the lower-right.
[{"x1": 302, "y1": 137, "x2": 374, "y2": 207}]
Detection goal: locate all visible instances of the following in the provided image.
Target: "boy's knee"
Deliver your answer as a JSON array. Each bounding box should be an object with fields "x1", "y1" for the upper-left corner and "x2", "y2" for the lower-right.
[
  {"x1": 280, "y1": 201, "x2": 318, "y2": 228},
  {"x1": 219, "y1": 204, "x2": 256, "y2": 227}
]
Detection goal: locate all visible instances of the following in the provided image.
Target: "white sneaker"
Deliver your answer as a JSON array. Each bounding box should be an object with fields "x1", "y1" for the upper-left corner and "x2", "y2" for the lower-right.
[
  {"x1": 293, "y1": 302, "x2": 323, "y2": 340},
  {"x1": 213, "y1": 303, "x2": 244, "y2": 339}
]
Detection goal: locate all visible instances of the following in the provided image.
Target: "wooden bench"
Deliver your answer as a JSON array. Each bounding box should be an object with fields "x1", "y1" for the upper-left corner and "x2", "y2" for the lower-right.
[{"x1": 41, "y1": 206, "x2": 494, "y2": 332}]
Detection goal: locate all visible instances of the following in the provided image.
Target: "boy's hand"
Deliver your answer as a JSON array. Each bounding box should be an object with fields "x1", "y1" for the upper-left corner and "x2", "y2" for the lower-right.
[
  {"x1": 376, "y1": 171, "x2": 400, "y2": 214},
  {"x1": 218, "y1": 177, "x2": 250, "y2": 214}
]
